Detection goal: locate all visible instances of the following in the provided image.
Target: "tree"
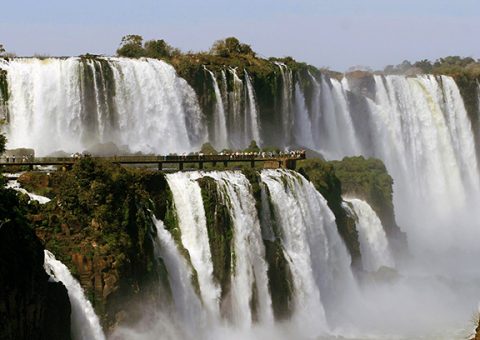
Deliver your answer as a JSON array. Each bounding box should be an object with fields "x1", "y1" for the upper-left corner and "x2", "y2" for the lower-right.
[
  {"x1": 0, "y1": 44, "x2": 5, "y2": 57},
  {"x1": 413, "y1": 59, "x2": 433, "y2": 73},
  {"x1": 210, "y1": 37, "x2": 255, "y2": 57},
  {"x1": 200, "y1": 142, "x2": 218, "y2": 155},
  {"x1": 144, "y1": 39, "x2": 180, "y2": 59},
  {"x1": 116, "y1": 35, "x2": 145, "y2": 58},
  {"x1": 244, "y1": 140, "x2": 260, "y2": 152}
]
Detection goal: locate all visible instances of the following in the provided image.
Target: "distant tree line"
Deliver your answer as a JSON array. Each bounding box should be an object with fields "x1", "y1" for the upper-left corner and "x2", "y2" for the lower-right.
[
  {"x1": 382, "y1": 56, "x2": 480, "y2": 76},
  {"x1": 116, "y1": 35, "x2": 256, "y2": 59}
]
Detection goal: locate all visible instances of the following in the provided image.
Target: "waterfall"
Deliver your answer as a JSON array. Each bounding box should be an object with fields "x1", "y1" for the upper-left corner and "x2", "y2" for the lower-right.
[
  {"x1": 43, "y1": 250, "x2": 106, "y2": 340},
  {"x1": 293, "y1": 82, "x2": 315, "y2": 149},
  {"x1": 244, "y1": 71, "x2": 261, "y2": 145},
  {"x1": 6, "y1": 179, "x2": 51, "y2": 204},
  {"x1": 205, "y1": 171, "x2": 273, "y2": 328},
  {"x1": 477, "y1": 80, "x2": 480, "y2": 133},
  {"x1": 260, "y1": 169, "x2": 359, "y2": 336},
  {"x1": 343, "y1": 198, "x2": 395, "y2": 272},
  {"x1": 308, "y1": 71, "x2": 322, "y2": 148},
  {"x1": 152, "y1": 218, "x2": 205, "y2": 337},
  {"x1": 275, "y1": 63, "x2": 293, "y2": 145},
  {"x1": 359, "y1": 75, "x2": 480, "y2": 252},
  {"x1": 204, "y1": 68, "x2": 228, "y2": 150},
  {"x1": 330, "y1": 78, "x2": 361, "y2": 156},
  {"x1": 165, "y1": 172, "x2": 221, "y2": 320},
  {"x1": 2, "y1": 57, "x2": 206, "y2": 156},
  {"x1": 228, "y1": 68, "x2": 245, "y2": 147}
]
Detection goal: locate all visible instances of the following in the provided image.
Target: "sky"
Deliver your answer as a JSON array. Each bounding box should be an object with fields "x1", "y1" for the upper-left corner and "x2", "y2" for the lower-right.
[{"x1": 1, "y1": 0, "x2": 479, "y2": 71}]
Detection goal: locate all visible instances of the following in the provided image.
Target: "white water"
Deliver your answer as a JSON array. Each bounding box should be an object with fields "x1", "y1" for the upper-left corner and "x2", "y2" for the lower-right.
[
  {"x1": 260, "y1": 169, "x2": 359, "y2": 336},
  {"x1": 205, "y1": 68, "x2": 228, "y2": 150},
  {"x1": 228, "y1": 68, "x2": 245, "y2": 147},
  {"x1": 366, "y1": 75, "x2": 480, "y2": 256},
  {"x1": 343, "y1": 198, "x2": 395, "y2": 272},
  {"x1": 165, "y1": 172, "x2": 221, "y2": 321},
  {"x1": 6, "y1": 179, "x2": 51, "y2": 204},
  {"x1": 275, "y1": 63, "x2": 293, "y2": 145},
  {"x1": 244, "y1": 71, "x2": 261, "y2": 145},
  {"x1": 1, "y1": 57, "x2": 206, "y2": 156},
  {"x1": 293, "y1": 82, "x2": 315, "y2": 149},
  {"x1": 43, "y1": 250, "x2": 106, "y2": 340},
  {"x1": 152, "y1": 218, "x2": 205, "y2": 338},
  {"x1": 205, "y1": 171, "x2": 273, "y2": 328}
]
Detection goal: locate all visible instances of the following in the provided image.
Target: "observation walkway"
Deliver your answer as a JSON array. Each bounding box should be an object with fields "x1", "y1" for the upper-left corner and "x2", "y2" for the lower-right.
[{"x1": 0, "y1": 152, "x2": 306, "y2": 171}]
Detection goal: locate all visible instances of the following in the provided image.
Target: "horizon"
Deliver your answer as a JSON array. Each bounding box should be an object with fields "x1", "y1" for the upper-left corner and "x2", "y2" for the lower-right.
[{"x1": 1, "y1": 0, "x2": 479, "y2": 72}]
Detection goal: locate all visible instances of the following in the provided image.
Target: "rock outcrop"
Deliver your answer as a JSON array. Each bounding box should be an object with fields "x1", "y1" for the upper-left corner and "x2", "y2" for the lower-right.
[{"x1": 0, "y1": 186, "x2": 71, "y2": 340}]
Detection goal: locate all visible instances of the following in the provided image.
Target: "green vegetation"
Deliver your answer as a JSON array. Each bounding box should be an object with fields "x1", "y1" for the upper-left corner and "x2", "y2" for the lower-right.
[
  {"x1": 298, "y1": 158, "x2": 361, "y2": 264},
  {"x1": 26, "y1": 157, "x2": 170, "y2": 327},
  {"x1": 200, "y1": 142, "x2": 218, "y2": 155},
  {"x1": 116, "y1": 35, "x2": 180, "y2": 59},
  {"x1": 264, "y1": 239, "x2": 293, "y2": 320},
  {"x1": 0, "y1": 68, "x2": 8, "y2": 120},
  {"x1": 210, "y1": 37, "x2": 255, "y2": 58},
  {"x1": 329, "y1": 156, "x2": 405, "y2": 247},
  {"x1": 198, "y1": 176, "x2": 234, "y2": 298}
]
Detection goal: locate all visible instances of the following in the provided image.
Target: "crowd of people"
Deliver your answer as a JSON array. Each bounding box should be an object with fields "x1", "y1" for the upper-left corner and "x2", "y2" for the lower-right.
[
  {"x1": 170, "y1": 149, "x2": 306, "y2": 161},
  {"x1": 1, "y1": 154, "x2": 32, "y2": 163}
]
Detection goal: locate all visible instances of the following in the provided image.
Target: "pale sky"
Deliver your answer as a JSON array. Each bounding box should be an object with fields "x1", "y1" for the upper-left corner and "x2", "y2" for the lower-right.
[{"x1": 1, "y1": 0, "x2": 479, "y2": 71}]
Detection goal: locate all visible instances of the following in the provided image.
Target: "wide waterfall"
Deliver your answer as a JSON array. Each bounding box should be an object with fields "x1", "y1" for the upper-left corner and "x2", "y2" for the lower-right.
[
  {"x1": 1, "y1": 57, "x2": 206, "y2": 156},
  {"x1": 43, "y1": 250, "x2": 106, "y2": 340},
  {"x1": 118, "y1": 170, "x2": 362, "y2": 339},
  {"x1": 4, "y1": 57, "x2": 480, "y2": 338},
  {"x1": 343, "y1": 198, "x2": 395, "y2": 272},
  {"x1": 272, "y1": 69, "x2": 480, "y2": 260}
]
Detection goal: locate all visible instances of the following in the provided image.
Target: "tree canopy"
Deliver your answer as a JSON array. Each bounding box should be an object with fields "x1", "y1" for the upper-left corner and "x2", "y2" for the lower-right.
[
  {"x1": 116, "y1": 35, "x2": 180, "y2": 59},
  {"x1": 210, "y1": 37, "x2": 255, "y2": 57}
]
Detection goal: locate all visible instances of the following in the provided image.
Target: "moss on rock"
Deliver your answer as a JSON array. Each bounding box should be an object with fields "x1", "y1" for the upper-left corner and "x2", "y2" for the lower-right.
[
  {"x1": 197, "y1": 176, "x2": 234, "y2": 300},
  {"x1": 298, "y1": 158, "x2": 362, "y2": 266}
]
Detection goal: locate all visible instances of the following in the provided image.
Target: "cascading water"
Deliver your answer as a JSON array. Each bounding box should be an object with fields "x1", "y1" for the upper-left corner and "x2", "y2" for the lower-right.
[
  {"x1": 6, "y1": 179, "x2": 51, "y2": 204},
  {"x1": 152, "y1": 218, "x2": 206, "y2": 338},
  {"x1": 362, "y1": 75, "x2": 480, "y2": 254},
  {"x1": 275, "y1": 63, "x2": 293, "y2": 145},
  {"x1": 165, "y1": 172, "x2": 221, "y2": 321},
  {"x1": 292, "y1": 82, "x2": 315, "y2": 149},
  {"x1": 43, "y1": 250, "x2": 106, "y2": 340},
  {"x1": 1, "y1": 57, "x2": 206, "y2": 155},
  {"x1": 205, "y1": 68, "x2": 228, "y2": 150},
  {"x1": 228, "y1": 68, "x2": 245, "y2": 147},
  {"x1": 244, "y1": 71, "x2": 261, "y2": 146},
  {"x1": 260, "y1": 169, "x2": 359, "y2": 336},
  {"x1": 205, "y1": 171, "x2": 273, "y2": 328},
  {"x1": 343, "y1": 198, "x2": 395, "y2": 272}
]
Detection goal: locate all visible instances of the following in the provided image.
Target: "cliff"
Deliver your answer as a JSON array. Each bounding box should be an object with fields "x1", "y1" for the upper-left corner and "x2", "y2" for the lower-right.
[
  {"x1": 24, "y1": 157, "x2": 170, "y2": 332},
  {"x1": 0, "y1": 179, "x2": 71, "y2": 340}
]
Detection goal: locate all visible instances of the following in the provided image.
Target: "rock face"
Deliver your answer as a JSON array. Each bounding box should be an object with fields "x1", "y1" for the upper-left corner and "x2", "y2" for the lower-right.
[
  {"x1": 29, "y1": 158, "x2": 167, "y2": 331},
  {"x1": 0, "y1": 213, "x2": 71, "y2": 340}
]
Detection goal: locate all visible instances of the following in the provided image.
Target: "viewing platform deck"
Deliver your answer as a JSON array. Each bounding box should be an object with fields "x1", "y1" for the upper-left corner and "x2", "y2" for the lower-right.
[{"x1": 0, "y1": 153, "x2": 306, "y2": 171}]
